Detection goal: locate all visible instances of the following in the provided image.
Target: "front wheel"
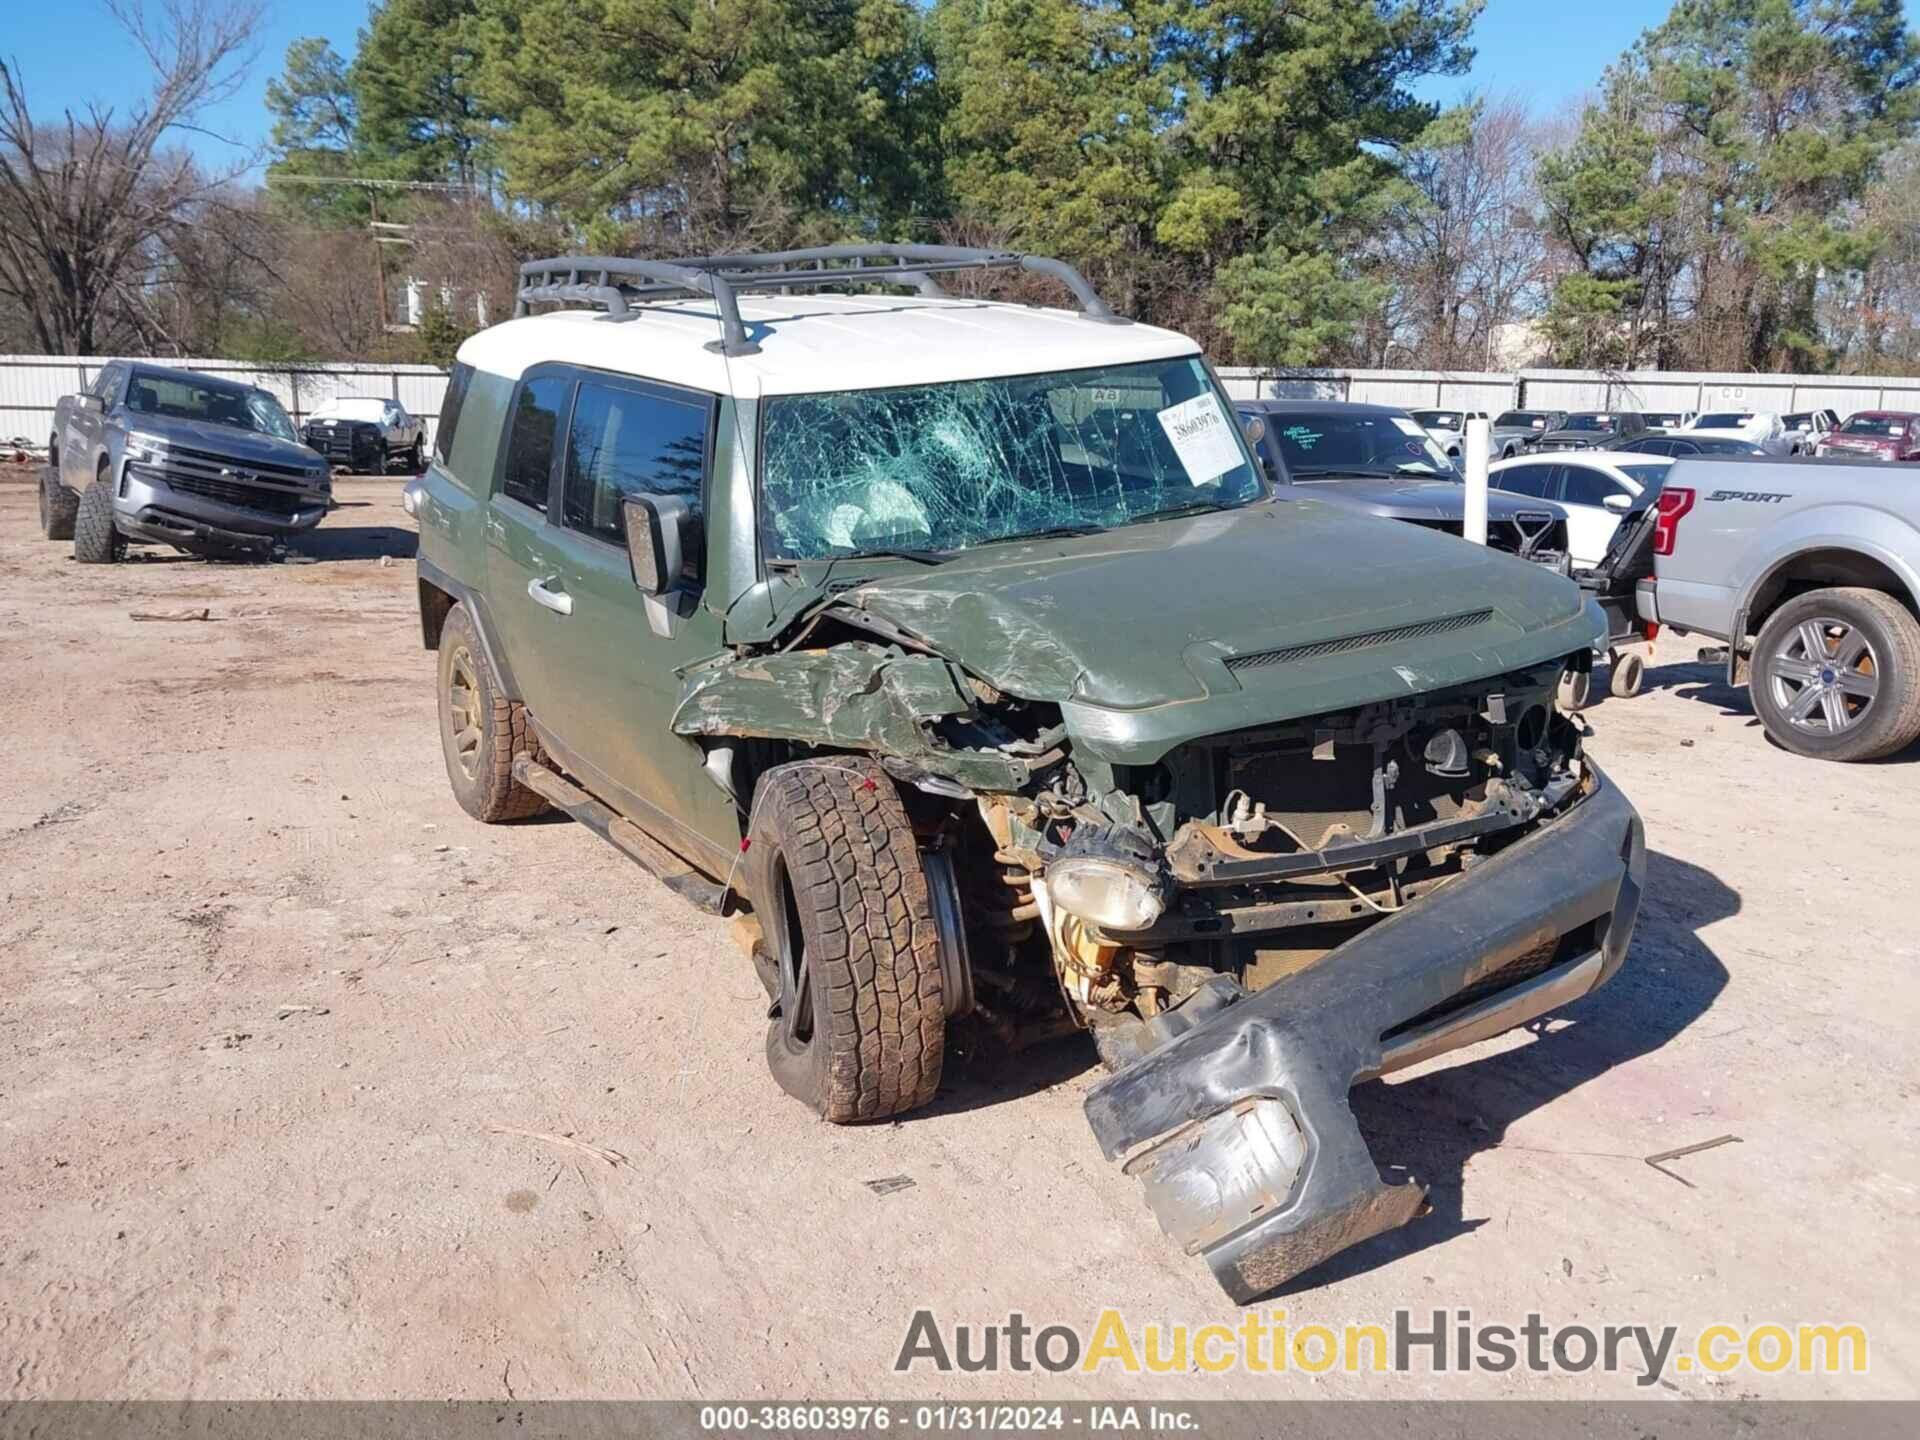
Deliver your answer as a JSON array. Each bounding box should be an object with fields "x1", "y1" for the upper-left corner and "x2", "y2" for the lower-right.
[
  {"x1": 72, "y1": 478, "x2": 125, "y2": 563},
  {"x1": 1749, "y1": 589, "x2": 1920, "y2": 762},
  {"x1": 747, "y1": 759, "x2": 945, "y2": 1122}
]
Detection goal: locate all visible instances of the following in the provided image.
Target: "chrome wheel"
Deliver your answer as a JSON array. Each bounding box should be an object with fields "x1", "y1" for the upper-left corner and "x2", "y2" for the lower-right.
[
  {"x1": 446, "y1": 645, "x2": 483, "y2": 779},
  {"x1": 1766, "y1": 617, "x2": 1878, "y2": 735}
]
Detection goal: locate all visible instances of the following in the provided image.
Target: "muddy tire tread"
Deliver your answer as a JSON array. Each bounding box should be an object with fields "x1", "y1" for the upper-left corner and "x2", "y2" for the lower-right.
[
  {"x1": 72, "y1": 477, "x2": 123, "y2": 563},
  {"x1": 439, "y1": 605, "x2": 550, "y2": 822}
]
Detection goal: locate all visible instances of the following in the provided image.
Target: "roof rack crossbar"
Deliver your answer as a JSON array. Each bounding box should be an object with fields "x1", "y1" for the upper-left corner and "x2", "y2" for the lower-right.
[{"x1": 512, "y1": 244, "x2": 1126, "y2": 355}]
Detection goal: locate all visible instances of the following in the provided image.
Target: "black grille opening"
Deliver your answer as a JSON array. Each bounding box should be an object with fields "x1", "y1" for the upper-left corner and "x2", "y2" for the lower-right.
[{"x1": 151, "y1": 470, "x2": 311, "y2": 517}]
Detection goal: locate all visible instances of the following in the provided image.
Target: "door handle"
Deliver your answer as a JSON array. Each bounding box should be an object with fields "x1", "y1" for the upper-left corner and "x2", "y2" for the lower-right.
[{"x1": 527, "y1": 576, "x2": 574, "y2": 616}]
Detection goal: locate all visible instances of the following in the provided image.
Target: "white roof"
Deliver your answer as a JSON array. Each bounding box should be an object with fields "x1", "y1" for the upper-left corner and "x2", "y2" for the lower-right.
[
  {"x1": 310, "y1": 396, "x2": 390, "y2": 420},
  {"x1": 1491, "y1": 448, "x2": 1674, "y2": 489},
  {"x1": 455, "y1": 293, "x2": 1201, "y2": 396}
]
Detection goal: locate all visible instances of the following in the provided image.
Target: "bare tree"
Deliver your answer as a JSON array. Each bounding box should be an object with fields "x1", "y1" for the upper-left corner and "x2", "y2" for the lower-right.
[
  {"x1": 1377, "y1": 97, "x2": 1552, "y2": 370},
  {"x1": 0, "y1": 0, "x2": 263, "y2": 354}
]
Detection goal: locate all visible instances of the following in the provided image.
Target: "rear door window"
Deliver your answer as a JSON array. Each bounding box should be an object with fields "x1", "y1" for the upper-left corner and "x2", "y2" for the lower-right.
[
  {"x1": 435, "y1": 362, "x2": 473, "y2": 462},
  {"x1": 499, "y1": 375, "x2": 572, "y2": 512},
  {"x1": 1493, "y1": 463, "x2": 1558, "y2": 499},
  {"x1": 559, "y1": 378, "x2": 710, "y2": 578}
]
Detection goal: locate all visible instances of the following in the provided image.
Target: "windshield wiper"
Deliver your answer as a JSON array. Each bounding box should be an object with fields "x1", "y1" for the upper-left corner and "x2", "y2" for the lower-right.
[
  {"x1": 766, "y1": 544, "x2": 947, "y2": 569},
  {"x1": 1130, "y1": 498, "x2": 1240, "y2": 525}
]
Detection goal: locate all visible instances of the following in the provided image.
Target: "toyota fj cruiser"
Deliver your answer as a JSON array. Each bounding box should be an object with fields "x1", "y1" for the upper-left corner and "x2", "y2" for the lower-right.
[{"x1": 410, "y1": 246, "x2": 1645, "y2": 1299}]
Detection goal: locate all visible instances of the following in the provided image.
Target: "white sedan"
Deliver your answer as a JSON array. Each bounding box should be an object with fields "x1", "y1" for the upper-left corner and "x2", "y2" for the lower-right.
[{"x1": 1487, "y1": 451, "x2": 1675, "y2": 567}]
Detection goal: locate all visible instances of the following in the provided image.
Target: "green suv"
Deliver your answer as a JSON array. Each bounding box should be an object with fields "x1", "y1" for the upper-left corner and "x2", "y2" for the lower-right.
[{"x1": 409, "y1": 246, "x2": 1645, "y2": 1300}]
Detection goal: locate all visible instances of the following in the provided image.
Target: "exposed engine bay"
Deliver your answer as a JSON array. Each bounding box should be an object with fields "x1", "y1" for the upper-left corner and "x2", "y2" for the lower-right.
[
  {"x1": 954, "y1": 659, "x2": 1587, "y2": 1059},
  {"x1": 677, "y1": 611, "x2": 1590, "y2": 1061}
]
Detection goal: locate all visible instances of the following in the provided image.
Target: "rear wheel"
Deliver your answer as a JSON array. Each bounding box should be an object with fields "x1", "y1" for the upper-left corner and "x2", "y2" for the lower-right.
[
  {"x1": 436, "y1": 604, "x2": 550, "y2": 821},
  {"x1": 1749, "y1": 589, "x2": 1920, "y2": 762},
  {"x1": 72, "y1": 477, "x2": 125, "y2": 563},
  {"x1": 42, "y1": 475, "x2": 78, "y2": 540},
  {"x1": 747, "y1": 759, "x2": 945, "y2": 1123}
]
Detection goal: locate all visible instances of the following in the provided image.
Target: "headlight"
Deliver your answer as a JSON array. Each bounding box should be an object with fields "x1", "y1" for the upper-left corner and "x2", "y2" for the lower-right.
[
  {"x1": 1047, "y1": 855, "x2": 1166, "y2": 931},
  {"x1": 126, "y1": 431, "x2": 170, "y2": 463}
]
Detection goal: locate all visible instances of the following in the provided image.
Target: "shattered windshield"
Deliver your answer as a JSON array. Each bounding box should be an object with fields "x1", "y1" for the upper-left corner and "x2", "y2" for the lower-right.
[{"x1": 758, "y1": 357, "x2": 1263, "y2": 561}]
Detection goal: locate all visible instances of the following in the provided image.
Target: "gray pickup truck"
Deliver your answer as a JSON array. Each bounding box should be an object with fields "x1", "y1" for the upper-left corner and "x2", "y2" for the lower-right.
[
  {"x1": 42, "y1": 361, "x2": 332, "y2": 562},
  {"x1": 1637, "y1": 454, "x2": 1920, "y2": 761}
]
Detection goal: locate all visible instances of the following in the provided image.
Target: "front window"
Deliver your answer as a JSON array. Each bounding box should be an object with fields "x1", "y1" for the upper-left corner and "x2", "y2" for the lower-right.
[
  {"x1": 1268, "y1": 411, "x2": 1458, "y2": 479},
  {"x1": 127, "y1": 372, "x2": 297, "y2": 441},
  {"x1": 1839, "y1": 415, "x2": 1907, "y2": 437},
  {"x1": 1561, "y1": 414, "x2": 1618, "y2": 432},
  {"x1": 758, "y1": 357, "x2": 1263, "y2": 561},
  {"x1": 1495, "y1": 411, "x2": 1552, "y2": 429},
  {"x1": 1696, "y1": 412, "x2": 1753, "y2": 428},
  {"x1": 1411, "y1": 409, "x2": 1461, "y2": 429}
]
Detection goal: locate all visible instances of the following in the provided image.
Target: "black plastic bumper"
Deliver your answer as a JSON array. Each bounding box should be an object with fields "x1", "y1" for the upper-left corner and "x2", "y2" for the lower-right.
[{"x1": 1084, "y1": 763, "x2": 1644, "y2": 1302}]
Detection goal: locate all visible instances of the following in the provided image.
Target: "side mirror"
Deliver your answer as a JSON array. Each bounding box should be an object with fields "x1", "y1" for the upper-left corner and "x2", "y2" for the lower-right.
[
  {"x1": 1240, "y1": 414, "x2": 1266, "y2": 447},
  {"x1": 77, "y1": 393, "x2": 103, "y2": 413},
  {"x1": 1602, "y1": 492, "x2": 1632, "y2": 513},
  {"x1": 623, "y1": 493, "x2": 692, "y2": 596}
]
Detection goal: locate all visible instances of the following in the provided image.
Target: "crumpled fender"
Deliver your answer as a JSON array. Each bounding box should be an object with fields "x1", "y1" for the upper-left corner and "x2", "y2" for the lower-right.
[{"x1": 670, "y1": 643, "x2": 1031, "y2": 791}]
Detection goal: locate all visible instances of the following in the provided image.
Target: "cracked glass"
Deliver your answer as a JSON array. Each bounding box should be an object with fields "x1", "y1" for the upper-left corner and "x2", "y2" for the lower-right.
[{"x1": 758, "y1": 357, "x2": 1263, "y2": 560}]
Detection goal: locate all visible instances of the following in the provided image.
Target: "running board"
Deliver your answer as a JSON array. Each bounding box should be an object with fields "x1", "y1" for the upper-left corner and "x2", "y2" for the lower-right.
[{"x1": 512, "y1": 755, "x2": 730, "y2": 914}]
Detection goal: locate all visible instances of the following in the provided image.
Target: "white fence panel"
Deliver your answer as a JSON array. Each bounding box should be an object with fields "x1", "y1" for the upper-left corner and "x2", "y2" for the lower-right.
[{"x1": 1223, "y1": 366, "x2": 1920, "y2": 422}]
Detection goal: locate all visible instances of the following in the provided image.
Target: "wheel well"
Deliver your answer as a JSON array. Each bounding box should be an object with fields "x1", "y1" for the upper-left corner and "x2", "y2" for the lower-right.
[
  {"x1": 418, "y1": 579, "x2": 457, "y2": 650},
  {"x1": 1748, "y1": 550, "x2": 1919, "y2": 634}
]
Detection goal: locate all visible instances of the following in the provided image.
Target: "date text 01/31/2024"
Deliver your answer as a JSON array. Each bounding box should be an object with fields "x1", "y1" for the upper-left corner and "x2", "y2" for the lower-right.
[{"x1": 697, "y1": 1404, "x2": 1202, "y2": 1432}]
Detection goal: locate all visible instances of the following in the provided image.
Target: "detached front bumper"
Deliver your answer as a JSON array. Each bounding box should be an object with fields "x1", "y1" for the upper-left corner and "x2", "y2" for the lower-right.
[{"x1": 1084, "y1": 763, "x2": 1644, "y2": 1302}]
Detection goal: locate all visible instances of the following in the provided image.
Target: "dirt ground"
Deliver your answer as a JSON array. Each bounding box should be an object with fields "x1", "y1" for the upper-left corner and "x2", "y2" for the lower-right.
[{"x1": 1, "y1": 469, "x2": 1916, "y2": 1403}]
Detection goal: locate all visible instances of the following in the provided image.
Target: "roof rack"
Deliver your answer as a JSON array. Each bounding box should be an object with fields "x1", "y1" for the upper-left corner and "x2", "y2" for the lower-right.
[{"x1": 511, "y1": 244, "x2": 1128, "y2": 356}]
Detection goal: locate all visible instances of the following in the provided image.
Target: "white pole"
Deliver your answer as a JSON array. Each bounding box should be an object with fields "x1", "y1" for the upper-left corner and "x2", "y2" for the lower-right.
[{"x1": 1463, "y1": 416, "x2": 1490, "y2": 546}]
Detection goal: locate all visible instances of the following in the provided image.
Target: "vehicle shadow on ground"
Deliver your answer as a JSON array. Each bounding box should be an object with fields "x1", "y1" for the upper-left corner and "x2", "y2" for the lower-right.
[
  {"x1": 920, "y1": 1026, "x2": 1100, "y2": 1119},
  {"x1": 289, "y1": 525, "x2": 419, "y2": 563},
  {"x1": 1611, "y1": 655, "x2": 1920, "y2": 763},
  {"x1": 1273, "y1": 847, "x2": 1736, "y2": 1293}
]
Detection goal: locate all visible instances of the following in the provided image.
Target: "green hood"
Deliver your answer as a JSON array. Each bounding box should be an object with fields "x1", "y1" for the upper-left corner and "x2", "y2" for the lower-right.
[{"x1": 837, "y1": 499, "x2": 1601, "y2": 764}]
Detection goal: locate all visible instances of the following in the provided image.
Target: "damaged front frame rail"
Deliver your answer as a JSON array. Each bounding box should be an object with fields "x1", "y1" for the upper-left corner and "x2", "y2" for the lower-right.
[{"x1": 1084, "y1": 769, "x2": 1644, "y2": 1302}]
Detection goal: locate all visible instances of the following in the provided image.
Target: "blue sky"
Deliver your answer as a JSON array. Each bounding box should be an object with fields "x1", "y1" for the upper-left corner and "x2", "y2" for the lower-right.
[{"x1": 0, "y1": 0, "x2": 1677, "y2": 175}]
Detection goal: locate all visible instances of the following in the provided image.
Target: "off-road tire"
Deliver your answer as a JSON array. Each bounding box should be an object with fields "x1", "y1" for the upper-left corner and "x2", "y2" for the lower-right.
[
  {"x1": 1609, "y1": 650, "x2": 1646, "y2": 699},
  {"x1": 72, "y1": 477, "x2": 125, "y2": 563},
  {"x1": 1749, "y1": 588, "x2": 1920, "y2": 763},
  {"x1": 436, "y1": 603, "x2": 550, "y2": 821},
  {"x1": 748, "y1": 759, "x2": 945, "y2": 1123},
  {"x1": 374, "y1": 441, "x2": 390, "y2": 475},
  {"x1": 407, "y1": 440, "x2": 423, "y2": 472},
  {"x1": 41, "y1": 472, "x2": 79, "y2": 540}
]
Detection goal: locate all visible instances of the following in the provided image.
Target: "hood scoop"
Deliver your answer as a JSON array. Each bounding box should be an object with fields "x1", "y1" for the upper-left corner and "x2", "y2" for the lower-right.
[{"x1": 1226, "y1": 609, "x2": 1495, "y2": 675}]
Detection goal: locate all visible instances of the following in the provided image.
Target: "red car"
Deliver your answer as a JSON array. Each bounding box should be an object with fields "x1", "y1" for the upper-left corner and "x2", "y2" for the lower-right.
[{"x1": 1816, "y1": 411, "x2": 1920, "y2": 462}]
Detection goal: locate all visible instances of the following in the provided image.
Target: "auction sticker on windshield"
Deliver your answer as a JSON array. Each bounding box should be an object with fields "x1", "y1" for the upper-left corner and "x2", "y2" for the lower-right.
[{"x1": 1157, "y1": 393, "x2": 1241, "y2": 484}]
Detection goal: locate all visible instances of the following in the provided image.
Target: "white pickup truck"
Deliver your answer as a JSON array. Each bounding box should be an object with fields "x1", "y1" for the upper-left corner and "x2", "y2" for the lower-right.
[{"x1": 1638, "y1": 454, "x2": 1920, "y2": 761}]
